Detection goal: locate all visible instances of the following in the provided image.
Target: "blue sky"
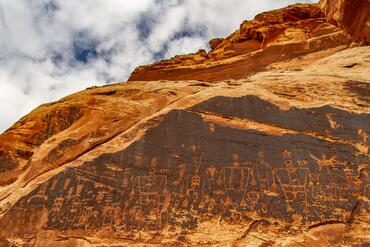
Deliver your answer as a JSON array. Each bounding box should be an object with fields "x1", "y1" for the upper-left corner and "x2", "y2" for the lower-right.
[{"x1": 0, "y1": 0, "x2": 316, "y2": 132}]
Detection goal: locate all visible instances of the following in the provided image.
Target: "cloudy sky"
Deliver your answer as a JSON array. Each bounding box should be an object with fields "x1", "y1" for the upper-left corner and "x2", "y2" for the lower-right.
[{"x1": 0, "y1": 0, "x2": 316, "y2": 132}]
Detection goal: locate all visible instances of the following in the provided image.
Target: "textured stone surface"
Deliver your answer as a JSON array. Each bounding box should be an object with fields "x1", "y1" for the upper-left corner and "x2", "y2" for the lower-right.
[
  {"x1": 0, "y1": 2, "x2": 369, "y2": 247},
  {"x1": 320, "y1": 0, "x2": 370, "y2": 42},
  {"x1": 128, "y1": 4, "x2": 361, "y2": 82}
]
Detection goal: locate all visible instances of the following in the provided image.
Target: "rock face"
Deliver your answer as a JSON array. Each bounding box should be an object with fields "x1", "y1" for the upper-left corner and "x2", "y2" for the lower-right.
[
  {"x1": 128, "y1": 4, "x2": 359, "y2": 82},
  {"x1": 0, "y1": 3, "x2": 369, "y2": 247},
  {"x1": 320, "y1": 0, "x2": 370, "y2": 42}
]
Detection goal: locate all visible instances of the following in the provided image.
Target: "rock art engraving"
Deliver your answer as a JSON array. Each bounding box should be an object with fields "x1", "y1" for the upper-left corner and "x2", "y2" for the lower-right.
[{"x1": 1, "y1": 96, "x2": 368, "y2": 235}]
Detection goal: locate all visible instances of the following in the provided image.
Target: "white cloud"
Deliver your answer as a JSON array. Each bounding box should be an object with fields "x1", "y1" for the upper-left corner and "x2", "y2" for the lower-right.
[{"x1": 0, "y1": 0, "x2": 316, "y2": 132}]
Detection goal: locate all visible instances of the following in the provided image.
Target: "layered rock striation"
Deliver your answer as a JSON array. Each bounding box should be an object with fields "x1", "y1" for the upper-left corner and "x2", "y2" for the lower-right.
[
  {"x1": 0, "y1": 2, "x2": 369, "y2": 247},
  {"x1": 128, "y1": 4, "x2": 360, "y2": 82}
]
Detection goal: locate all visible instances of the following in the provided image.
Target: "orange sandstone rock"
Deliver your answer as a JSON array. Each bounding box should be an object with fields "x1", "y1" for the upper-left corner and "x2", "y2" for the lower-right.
[
  {"x1": 320, "y1": 0, "x2": 370, "y2": 42},
  {"x1": 0, "y1": 2, "x2": 369, "y2": 247},
  {"x1": 128, "y1": 4, "x2": 359, "y2": 82}
]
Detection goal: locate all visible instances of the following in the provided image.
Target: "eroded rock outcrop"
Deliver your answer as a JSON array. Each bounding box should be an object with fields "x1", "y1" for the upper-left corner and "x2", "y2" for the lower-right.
[
  {"x1": 320, "y1": 0, "x2": 370, "y2": 42},
  {"x1": 0, "y1": 2, "x2": 369, "y2": 247},
  {"x1": 129, "y1": 4, "x2": 361, "y2": 82}
]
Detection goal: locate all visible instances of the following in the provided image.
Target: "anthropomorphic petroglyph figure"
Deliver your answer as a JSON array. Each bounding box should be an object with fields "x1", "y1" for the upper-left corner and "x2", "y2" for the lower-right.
[
  {"x1": 253, "y1": 151, "x2": 274, "y2": 191},
  {"x1": 308, "y1": 173, "x2": 326, "y2": 201},
  {"x1": 102, "y1": 205, "x2": 116, "y2": 227},
  {"x1": 282, "y1": 150, "x2": 296, "y2": 173},
  {"x1": 38, "y1": 183, "x2": 48, "y2": 196},
  {"x1": 161, "y1": 191, "x2": 171, "y2": 212},
  {"x1": 66, "y1": 186, "x2": 74, "y2": 201},
  {"x1": 76, "y1": 180, "x2": 85, "y2": 196},
  {"x1": 96, "y1": 191, "x2": 105, "y2": 203},
  {"x1": 50, "y1": 197, "x2": 64, "y2": 214},
  {"x1": 223, "y1": 166, "x2": 249, "y2": 192},
  {"x1": 232, "y1": 154, "x2": 240, "y2": 168},
  {"x1": 27, "y1": 183, "x2": 48, "y2": 203},
  {"x1": 222, "y1": 154, "x2": 248, "y2": 192},
  {"x1": 78, "y1": 206, "x2": 94, "y2": 227},
  {"x1": 149, "y1": 158, "x2": 158, "y2": 176},
  {"x1": 122, "y1": 168, "x2": 135, "y2": 189},
  {"x1": 173, "y1": 163, "x2": 187, "y2": 192},
  {"x1": 275, "y1": 152, "x2": 311, "y2": 213},
  {"x1": 207, "y1": 165, "x2": 217, "y2": 181},
  {"x1": 203, "y1": 165, "x2": 224, "y2": 197},
  {"x1": 190, "y1": 156, "x2": 202, "y2": 190},
  {"x1": 105, "y1": 194, "x2": 114, "y2": 205},
  {"x1": 134, "y1": 174, "x2": 168, "y2": 212},
  {"x1": 70, "y1": 200, "x2": 82, "y2": 214}
]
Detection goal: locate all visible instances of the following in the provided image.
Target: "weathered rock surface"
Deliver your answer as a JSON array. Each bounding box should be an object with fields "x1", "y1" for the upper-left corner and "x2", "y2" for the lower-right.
[
  {"x1": 0, "y1": 3, "x2": 369, "y2": 247},
  {"x1": 128, "y1": 4, "x2": 361, "y2": 82},
  {"x1": 320, "y1": 0, "x2": 370, "y2": 42}
]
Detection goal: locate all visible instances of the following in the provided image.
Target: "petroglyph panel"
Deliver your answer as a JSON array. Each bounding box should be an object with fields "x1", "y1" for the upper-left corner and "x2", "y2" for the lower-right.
[{"x1": 4, "y1": 96, "x2": 369, "y2": 234}]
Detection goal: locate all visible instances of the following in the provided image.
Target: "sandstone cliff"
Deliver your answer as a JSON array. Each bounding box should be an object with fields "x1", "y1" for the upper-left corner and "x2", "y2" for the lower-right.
[
  {"x1": 0, "y1": 2, "x2": 369, "y2": 247},
  {"x1": 128, "y1": 4, "x2": 357, "y2": 82},
  {"x1": 320, "y1": 0, "x2": 370, "y2": 42}
]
